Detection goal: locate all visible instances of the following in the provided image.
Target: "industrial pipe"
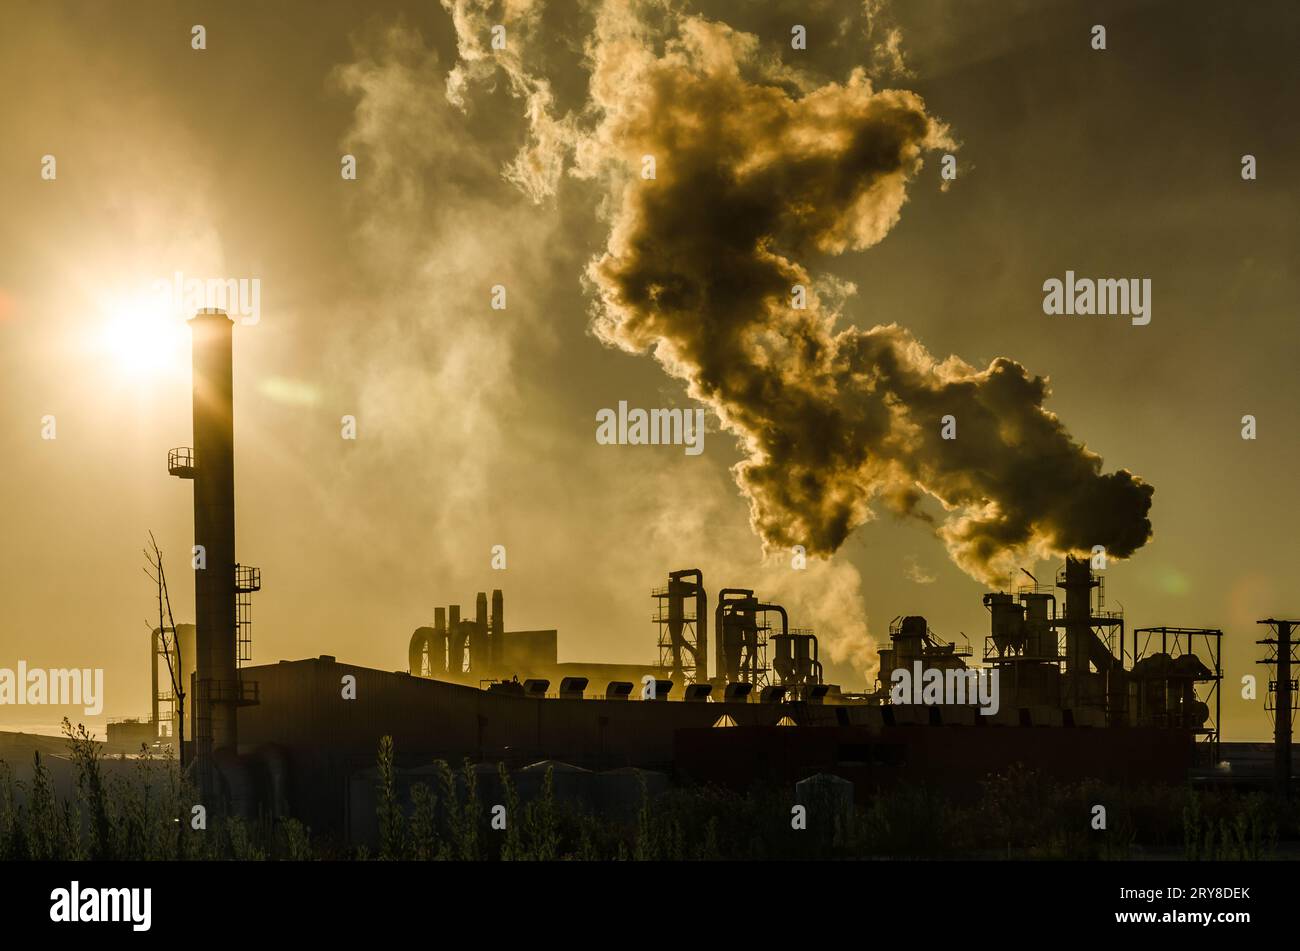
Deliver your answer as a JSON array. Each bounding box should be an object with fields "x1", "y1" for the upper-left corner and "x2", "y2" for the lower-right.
[
  {"x1": 670, "y1": 569, "x2": 707, "y2": 683},
  {"x1": 756, "y1": 602, "x2": 788, "y2": 639},
  {"x1": 715, "y1": 588, "x2": 752, "y2": 684},
  {"x1": 408, "y1": 627, "x2": 435, "y2": 676},
  {"x1": 756, "y1": 602, "x2": 788, "y2": 685}
]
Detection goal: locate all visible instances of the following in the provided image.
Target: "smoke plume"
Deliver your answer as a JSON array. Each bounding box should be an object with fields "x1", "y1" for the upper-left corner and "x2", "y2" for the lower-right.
[
  {"x1": 444, "y1": 0, "x2": 1155, "y2": 587},
  {"x1": 440, "y1": 0, "x2": 580, "y2": 201}
]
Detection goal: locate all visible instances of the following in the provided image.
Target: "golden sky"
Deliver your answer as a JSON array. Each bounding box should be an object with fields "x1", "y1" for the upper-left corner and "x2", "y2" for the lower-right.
[{"x1": 0, "y1": 0, "x2": 1296, "y2": 740}]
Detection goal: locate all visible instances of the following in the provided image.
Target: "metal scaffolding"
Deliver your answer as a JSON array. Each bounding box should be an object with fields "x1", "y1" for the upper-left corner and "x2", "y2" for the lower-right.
[
  {"x1": 1132, "y1": 626, "x2": 1222, "y2": 764},
  {"x1": 653, "y1": 569, "x2": 707, "y2": 684}
]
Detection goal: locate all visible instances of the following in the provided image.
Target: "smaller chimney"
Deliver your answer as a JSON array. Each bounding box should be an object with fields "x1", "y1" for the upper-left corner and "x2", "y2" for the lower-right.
[{"x1": 491, "y1": 589, "x2": 504, "y2": 667}]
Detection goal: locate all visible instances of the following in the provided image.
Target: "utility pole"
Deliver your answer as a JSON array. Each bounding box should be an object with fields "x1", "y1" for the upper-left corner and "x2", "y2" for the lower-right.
[{"x1": 1257, "y1": 619, "x2": 1298, "y2": 798}]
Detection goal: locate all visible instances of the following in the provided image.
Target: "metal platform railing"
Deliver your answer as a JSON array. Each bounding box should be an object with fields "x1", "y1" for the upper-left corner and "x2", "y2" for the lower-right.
[{"x1": 167, "y1": 447, "x2": 196, "y2": 478}]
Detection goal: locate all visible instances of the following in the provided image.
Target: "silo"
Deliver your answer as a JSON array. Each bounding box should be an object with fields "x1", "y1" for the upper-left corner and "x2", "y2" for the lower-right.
[{"x1": 152, "y1": 622, "x2": 197, "y2": 741}]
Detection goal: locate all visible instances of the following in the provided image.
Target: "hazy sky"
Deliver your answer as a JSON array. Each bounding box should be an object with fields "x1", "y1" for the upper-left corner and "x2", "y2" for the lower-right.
[{"x1": 1, "y1": 0, "x2": 1295, "y2": 741}]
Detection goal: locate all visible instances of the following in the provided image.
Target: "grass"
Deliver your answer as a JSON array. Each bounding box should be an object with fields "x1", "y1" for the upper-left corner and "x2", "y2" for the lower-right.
[{"x1": 0, "y1": 725, "x2": 1288, "y2": 860}]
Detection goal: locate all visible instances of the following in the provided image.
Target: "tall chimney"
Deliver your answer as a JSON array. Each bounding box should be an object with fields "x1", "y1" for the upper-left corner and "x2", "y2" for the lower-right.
[
  {"x1": 1058, "y1": 555, "x2": 1097, "y2": 711},
  {"x1": 491, "y1": 589, "x2": 504, "y2": 669},
  {"x1": 473, "y1": 592, "x2": 489, "y2": 672},
  {"x1": 449, "y1": 605, "x2": 462, "y2": 675},
  {"x1": 189, "y1": 309, "x2": 239, "y2": 791}
]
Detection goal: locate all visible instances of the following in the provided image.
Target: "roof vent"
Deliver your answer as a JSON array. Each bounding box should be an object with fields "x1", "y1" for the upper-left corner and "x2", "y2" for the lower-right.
[
  {"x1": 684, "y1": 683, "x2": 712, "y2": 702},
  {"x1": 522, "y1": 678, "x2": 549, "y2": 698},
  {"x1": 724, "y1": 682, "x2": 753, "y2": 703},
  {"x1": 559, "y1": 677, "x2": 588, "y2": 700},
  {"x1": 605, "y1": 681, "x2": 633, "y2": 700}
]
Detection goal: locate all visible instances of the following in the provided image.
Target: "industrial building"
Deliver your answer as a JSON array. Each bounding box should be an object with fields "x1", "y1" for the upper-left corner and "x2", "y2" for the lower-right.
[{"x1": 137, "y1": 309, "x2": 1234, "y2": 839}]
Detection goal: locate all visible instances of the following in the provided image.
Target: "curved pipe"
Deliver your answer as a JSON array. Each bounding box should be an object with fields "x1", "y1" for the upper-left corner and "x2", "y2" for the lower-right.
[
  {"x1": 671, "y1": 569, "x2": 707, "y2": 683},
  {"x1": 670, "y1": 571, "x2": 712, "y2": 685},
  {"x1": 409, "y1": 627, "x2": 435, "y2": 676},
  {"x1": 715, "y1": 588, "x2": 752, "y2": 683},
  {"x1": 755, "y1": 602, "x2": 788, "y2": 638},
  {"x1": 756, "y1": 602, "x2": 789, "y2": 687}
]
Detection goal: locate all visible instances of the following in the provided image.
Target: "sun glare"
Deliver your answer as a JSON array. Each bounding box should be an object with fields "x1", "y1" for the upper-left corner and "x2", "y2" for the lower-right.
[{"x1": 97, "y1": 292, "x2": 187, "y2": 378}]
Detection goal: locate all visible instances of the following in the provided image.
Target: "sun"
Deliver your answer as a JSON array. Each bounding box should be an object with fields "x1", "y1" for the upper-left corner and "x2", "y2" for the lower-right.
[{"x1": 96, "y1": 290, "x2": 187, "y2": 378}]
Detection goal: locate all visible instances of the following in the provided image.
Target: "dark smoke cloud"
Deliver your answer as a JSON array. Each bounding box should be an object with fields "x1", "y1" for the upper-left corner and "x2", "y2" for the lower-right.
[
  {"x1": 578, "y1": 6, "x2": 1153, "y2": 583},
  {"x1": 442, "y1": 0, "x2": 1154, "y2": 585}
]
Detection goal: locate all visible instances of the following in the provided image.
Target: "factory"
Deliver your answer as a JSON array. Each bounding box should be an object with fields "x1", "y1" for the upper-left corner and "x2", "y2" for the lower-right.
[{"x1": 140, "y1": 309, "x2": 1228, "y2": 839}]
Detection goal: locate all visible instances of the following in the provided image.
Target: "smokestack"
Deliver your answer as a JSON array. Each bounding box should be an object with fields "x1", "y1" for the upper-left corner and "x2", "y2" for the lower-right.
[
  {"x1": 491, "y1": 589, "x2": 503, "y2": 667},
  {"x1": 188, "y1": 309, "x2": 239, "y2": 791},
  {"x1": 449, "y1": 605, "x2": 462, "y2": 675},
  {"x1": 470, "y1": 592, "x2": 489, "y2": 673}
]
